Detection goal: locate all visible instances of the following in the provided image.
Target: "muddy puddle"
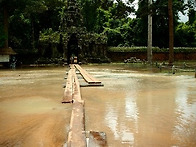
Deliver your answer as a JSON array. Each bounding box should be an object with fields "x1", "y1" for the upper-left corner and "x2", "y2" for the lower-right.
[
  {"x1": 0, "y1": 67, "x2": 72, "y2": 147},
  {"x1": 0, "y1": 64, "x2": 196, "y2": 146}
]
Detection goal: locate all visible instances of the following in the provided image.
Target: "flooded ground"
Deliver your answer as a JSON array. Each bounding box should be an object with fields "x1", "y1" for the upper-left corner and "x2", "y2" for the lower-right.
[
  {"x1": 0, "y1": 67, "x2": 72, "y2": 147},
  {"x1": 0, "y1": 64, "x2": 196, "y2": 146}
]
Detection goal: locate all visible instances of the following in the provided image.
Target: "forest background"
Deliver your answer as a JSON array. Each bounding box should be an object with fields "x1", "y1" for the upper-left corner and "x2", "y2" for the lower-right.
[{"x1": 0, "y1": 0, "x2": 196, "y2": 62}]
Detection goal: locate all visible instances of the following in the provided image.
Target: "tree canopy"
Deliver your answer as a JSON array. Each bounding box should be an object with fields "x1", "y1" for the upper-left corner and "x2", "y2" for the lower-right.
[{"x1": 0, "y1": 0, "x2": 196, "y2": 52}]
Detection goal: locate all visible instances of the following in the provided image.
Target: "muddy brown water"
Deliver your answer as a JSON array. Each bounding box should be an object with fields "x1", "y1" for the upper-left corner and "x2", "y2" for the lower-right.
[{"x1": 0, "y1": 65, "x2": 196, "y2": 147}]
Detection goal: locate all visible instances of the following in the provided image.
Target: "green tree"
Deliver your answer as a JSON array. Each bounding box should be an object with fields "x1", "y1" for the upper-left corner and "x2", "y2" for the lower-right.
[
  {"x1": 79, "y1": 0, "x2": 135, "y2": 46},
  {"x1": 175, "y1": 21, "x2": 196, "y2": 47},
  {"x1": 0, "y1": 0, "x2": 32, "y2": 48},
  {"x1": 187, "y1": 0, "x2": 196, "y2": 24},
  {"x1": 0, "y1": 0, "x2": 64, "y2": 50},
  {"x1": 136, "y1": 0, "x2": 185, "y2": 48},
  {"x1": 0, "y1": 8, "x2": 6, "y2": 48},
  {"x1": 168, "y1": 0, "x2": 174, "y2": 65}
]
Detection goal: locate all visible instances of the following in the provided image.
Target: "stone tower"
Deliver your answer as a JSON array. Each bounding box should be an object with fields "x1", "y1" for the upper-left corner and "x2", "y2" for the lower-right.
[
  {"x1": 62, "y1": 0, "x2": 107, "y2": 64},
  {"x1": 62, "y1": 0, "x2": 86, "y2": 63}
]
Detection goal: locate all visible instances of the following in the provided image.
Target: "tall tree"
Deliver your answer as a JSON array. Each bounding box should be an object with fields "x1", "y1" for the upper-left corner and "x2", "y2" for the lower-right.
[
  {"x1": 0, "y1": 0, "x2": 30, "y2": 49},
  {"x1": 147, "y1": 0, "x2": 152, "y2": 64},
  {"x1": 136, "y1": 0, "x2": 185, "y2": 48},
  {"x1": 136, "y1": 0, "x2": 149, "y2": 46},
  {"x1": 187, "y1": 0, "x2": 196, "y2": 24},
  {"x1": 1, "y1": 1, "x2": 9, "y2": 48},
  {"x1": 23, "y1": 0, "x2": 48, "y2": 49},
  {"x1": 168, "y1": 0, "x2": 174, "y2": 65}
]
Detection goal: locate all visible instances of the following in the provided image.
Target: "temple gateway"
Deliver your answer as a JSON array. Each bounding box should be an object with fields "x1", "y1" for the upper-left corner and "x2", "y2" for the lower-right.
[{"x1": 61, "y1": 0, "x2": 108, "y2": 64}]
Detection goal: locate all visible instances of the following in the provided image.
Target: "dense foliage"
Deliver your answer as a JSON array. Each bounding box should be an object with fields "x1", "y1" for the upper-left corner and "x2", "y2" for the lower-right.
[
  {"x1": 0, "y1": 15, "x2": 6, "y2": 48},
  {"x1": 0, "y1": 0, "x2": 196, "y2": 55},
  {"x1": 108, "y1": 46, "x2": 196, "y2": 53}
]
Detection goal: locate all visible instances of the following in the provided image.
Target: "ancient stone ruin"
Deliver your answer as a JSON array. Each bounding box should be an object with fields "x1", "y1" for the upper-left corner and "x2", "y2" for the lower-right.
[{"x1": 61, "y1": 0, "x2": 107, "y2": 64}]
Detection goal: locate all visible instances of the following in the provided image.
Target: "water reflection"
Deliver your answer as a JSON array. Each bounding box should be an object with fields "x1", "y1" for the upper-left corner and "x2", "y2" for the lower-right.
[
  {"x1": 87, "y1": 66, "x2": 196, "y2": 146},
  {"x1": 125, "y1": 78, "x2": 139, "y2": 137},
  {"x1": 125, "y1": 93, "x2": 138, "y2": 121},
  {"x1": 174, "y1": 77, "x2": 196, "y2": 145},
  {"x1": 105, "y1": 102, "x2": 135, "y2": 145},
  {"x1": 105, "y1": 103, "x2": 119, "y2": 139},
  {"x1": 104, "y1": 72, "x2": 141, "y2": 146}
]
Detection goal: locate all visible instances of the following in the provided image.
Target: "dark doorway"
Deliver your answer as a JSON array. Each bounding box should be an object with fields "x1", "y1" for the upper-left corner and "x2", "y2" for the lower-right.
[{"x1": 67, "y1": 34, "x2": 78, "y2": 64}]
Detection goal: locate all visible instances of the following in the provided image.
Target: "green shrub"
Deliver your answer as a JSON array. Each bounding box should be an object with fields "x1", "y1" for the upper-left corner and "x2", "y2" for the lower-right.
[
  {"x1": 107, "y1": 46, "x2": 196, "y2": 53},
  {"x1": 39, "y1": 28, "x2": 60, "y2": 44}
]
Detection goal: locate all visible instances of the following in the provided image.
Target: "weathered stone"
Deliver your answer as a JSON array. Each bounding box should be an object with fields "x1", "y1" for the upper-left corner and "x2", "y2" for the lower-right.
[{"x1": 61, "y1": 0, "x2": 107, "y2": 64}]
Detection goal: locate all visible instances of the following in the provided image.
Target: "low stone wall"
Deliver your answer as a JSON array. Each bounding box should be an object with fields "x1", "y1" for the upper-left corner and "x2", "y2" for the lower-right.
[{"x1": 107, "y1": 51, "x2": 196, "y2": 62}]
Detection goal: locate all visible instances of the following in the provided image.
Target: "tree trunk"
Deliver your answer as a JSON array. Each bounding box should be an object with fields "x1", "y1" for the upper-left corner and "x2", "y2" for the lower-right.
[
  {"x1": 31, "y1": 16, "x2": 35, "y2": 50},
  {"x1": 168, "y1": 0, "x2": 174, "y2": 65},
  {"x1": 3, "y1": 5, "x2": 8, "y2": 48},
  {"x1": 147, "y1": 0, "x2": 152, "y2": 64}
]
